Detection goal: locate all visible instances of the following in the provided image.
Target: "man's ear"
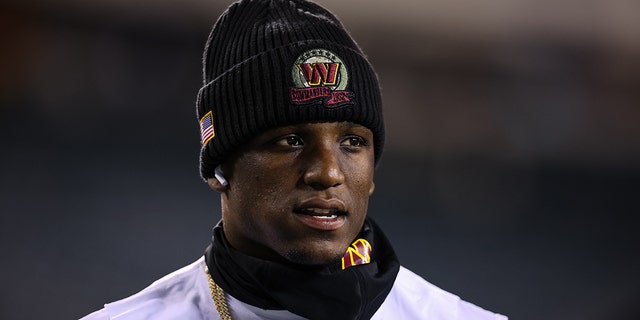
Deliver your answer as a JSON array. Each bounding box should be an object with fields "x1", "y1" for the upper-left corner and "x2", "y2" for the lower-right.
[
  {"x1": 369, "y1": 181, "x2": 375, "y2": 196},
  {"x1": 208, "y1": 165, "x2": 229, "y2": 192},
  {"x1": 207, "y1": 165, "x2": 229, "y2": 193},
  {"x1": 208, "y1": 177, "x2": 228, "y2": 193}
]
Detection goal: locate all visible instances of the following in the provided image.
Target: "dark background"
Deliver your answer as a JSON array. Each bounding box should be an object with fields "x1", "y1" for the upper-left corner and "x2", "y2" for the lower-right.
[{"x1": 1, "y1": 1, "x2": 639, "y2": 319}]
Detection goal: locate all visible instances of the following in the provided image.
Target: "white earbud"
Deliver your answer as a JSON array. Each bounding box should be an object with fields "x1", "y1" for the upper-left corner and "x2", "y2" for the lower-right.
[{"x1": 214, "y1": 165, "x2": 229, "y2": 187}]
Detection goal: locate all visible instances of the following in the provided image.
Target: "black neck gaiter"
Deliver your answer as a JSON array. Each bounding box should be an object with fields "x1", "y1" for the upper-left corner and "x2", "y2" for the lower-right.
[{"x1": 204, "y1": 217, "x2": 400, "y2": 320}]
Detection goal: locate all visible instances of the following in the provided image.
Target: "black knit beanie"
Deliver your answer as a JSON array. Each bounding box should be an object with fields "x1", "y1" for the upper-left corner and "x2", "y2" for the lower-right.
[{"x1": 196, "y1": 0, "x2": 384, "y2": 180}]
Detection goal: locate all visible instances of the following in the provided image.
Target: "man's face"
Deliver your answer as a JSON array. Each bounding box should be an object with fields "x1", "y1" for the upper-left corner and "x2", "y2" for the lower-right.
[{"x1": 215, "y1": 122, "x2": 375, "y2": 266}]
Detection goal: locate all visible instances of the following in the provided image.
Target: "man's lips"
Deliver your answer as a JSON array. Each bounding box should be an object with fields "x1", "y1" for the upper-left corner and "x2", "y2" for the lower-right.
[
  {"x1": 295, "y1": 207, "x2": 344, "y2": 218},
  {"x1": 293, "y1": 198, "x2": 347, "y2": 230},
  {"x1": 294, "y1": 198, "x2": 347, "y2": 216}
]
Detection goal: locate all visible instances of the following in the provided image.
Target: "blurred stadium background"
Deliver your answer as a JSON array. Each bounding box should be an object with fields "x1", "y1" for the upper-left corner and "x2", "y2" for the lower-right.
[{"x1": 1, "y1": 0, "x2": 639, "y2": 319}]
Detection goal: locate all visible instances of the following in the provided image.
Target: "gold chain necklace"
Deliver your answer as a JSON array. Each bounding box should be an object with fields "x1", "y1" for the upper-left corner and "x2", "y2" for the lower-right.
[{"x1": 205, "y1": 267, "x2": 233, "y2": 320}]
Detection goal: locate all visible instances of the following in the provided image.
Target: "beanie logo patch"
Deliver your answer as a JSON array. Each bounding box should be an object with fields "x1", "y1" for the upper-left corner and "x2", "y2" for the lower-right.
[
  {"x1": 291, "y1": 49, "x2": 353, "y2": 108},
  {"x1": 199, "y1": 111, "x2": 215, "y2": 145}
]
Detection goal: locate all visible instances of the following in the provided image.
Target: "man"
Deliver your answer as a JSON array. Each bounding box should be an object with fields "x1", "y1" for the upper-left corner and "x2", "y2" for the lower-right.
[{"x1": 82, "y1": 0, "x2": 507, "y2": 319}]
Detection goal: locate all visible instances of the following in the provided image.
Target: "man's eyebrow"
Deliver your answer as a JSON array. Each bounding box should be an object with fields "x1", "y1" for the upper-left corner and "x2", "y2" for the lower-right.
[{"x1": 346, "y1": 122, "x2": 367, "y2": 129}]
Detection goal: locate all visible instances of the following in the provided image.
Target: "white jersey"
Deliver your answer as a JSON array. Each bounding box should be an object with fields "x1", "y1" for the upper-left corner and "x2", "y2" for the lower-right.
[{"x1": 81, "y1": 257, "x2": 506, "y2": 320}]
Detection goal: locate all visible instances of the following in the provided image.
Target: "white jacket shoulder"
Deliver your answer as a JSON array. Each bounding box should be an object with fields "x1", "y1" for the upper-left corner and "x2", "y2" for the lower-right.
[
  {"x1": 80, "y1": 308, "x2": 110, "y2": 320},
  {"x1": 79, "y1": 258, "x2": 216, "y2": 320},
  {"x1": 373, "y1": 267, "x2": 507, "y2": 320}
]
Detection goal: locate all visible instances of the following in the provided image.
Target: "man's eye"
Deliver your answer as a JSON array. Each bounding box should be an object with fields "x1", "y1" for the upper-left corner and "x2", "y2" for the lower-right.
[
  {"x1": 341, "y1": 136, "x2": 367, "y2": 147},
  {"x1": 275, "y1": 136, "x2": 304, "y2": 147}
]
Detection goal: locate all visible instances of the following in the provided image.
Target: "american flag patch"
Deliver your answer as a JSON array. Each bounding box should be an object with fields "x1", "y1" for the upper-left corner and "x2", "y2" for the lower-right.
[{"x1": 199, "y1": 111, "x2": 215, "y2": 145}]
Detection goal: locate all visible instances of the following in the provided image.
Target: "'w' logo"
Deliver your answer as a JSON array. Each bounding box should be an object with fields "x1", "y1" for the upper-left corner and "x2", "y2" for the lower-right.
[
  {"x1": 297, "y1": 63, "x2": 341, "y2": 86},
  {"x1": 342, "y1": 238, "x2": 372, "y2": 270}
]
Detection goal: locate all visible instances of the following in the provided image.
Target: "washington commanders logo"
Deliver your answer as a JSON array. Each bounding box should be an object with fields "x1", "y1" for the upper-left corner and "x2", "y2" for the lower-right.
[
  {"x1": 342, "y1": 238, "x2": 372, "y2": 270},
  {"x1": 291, "y1": 49, "x2": 354, "y2": 108}
]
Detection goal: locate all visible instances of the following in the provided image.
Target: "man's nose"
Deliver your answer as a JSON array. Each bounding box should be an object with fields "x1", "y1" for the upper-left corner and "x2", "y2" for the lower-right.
[{"x1": 302, "y1": 142, "x2": 345, "y2": 190}]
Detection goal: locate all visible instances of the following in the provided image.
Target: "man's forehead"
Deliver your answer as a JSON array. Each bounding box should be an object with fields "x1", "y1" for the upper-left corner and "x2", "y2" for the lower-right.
[{"x1": 261, "y1": 121, "x2": 371, "y2": 134}]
